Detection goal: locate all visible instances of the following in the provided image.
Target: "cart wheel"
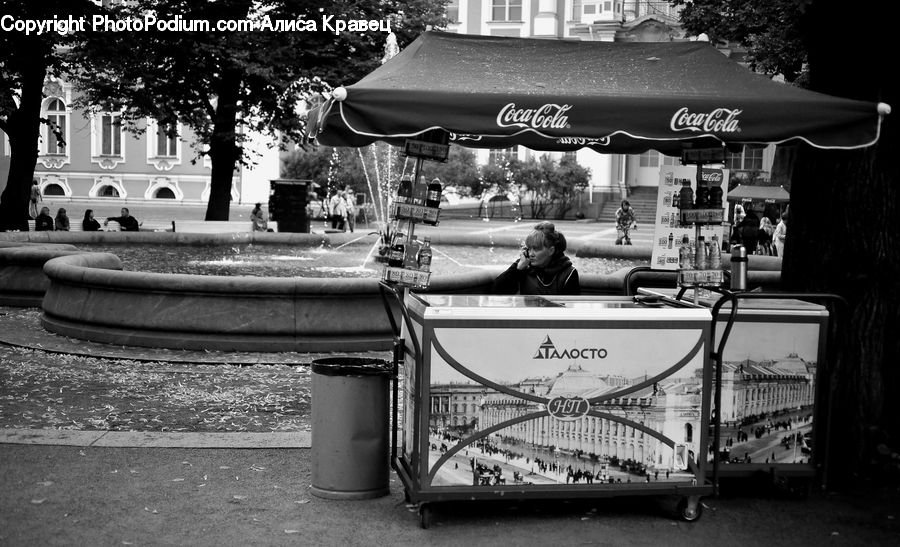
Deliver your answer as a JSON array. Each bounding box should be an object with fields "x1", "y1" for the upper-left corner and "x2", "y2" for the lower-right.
[
  {"x1": 418, "y1": 504, "x2": 433, "y2": 529},
  {"x1": 677, "y1": 496, "x2": 703, "y2": 522}
]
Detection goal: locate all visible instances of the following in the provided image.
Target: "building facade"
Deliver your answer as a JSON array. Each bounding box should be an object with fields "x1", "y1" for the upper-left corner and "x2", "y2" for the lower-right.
[{"x1": 0, "y1": 77, "x2": 281, "y2": 209}]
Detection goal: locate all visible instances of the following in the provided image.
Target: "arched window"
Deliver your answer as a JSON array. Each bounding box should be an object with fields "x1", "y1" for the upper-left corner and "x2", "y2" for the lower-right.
[
  {"x1": 43, "y1": 183, "x2": 65, "y2": 196},
  {"x1": 154, "y1": 187, "x2": 176, "y2": 199},
  {"x1": 684, "y1": 423, "x2": 693, "y2": 443},
  {"x1": 46, "y1": 99, "x2": 66, "y2": 154},
  {"x1": 99, "y1": 185, "x2": 120, "y2": 197}
]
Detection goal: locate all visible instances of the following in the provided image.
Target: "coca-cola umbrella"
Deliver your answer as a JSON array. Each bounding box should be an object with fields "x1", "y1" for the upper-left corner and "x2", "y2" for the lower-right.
[{"x1": 305, "y1": 31, "x2": 890, "y2": 154}]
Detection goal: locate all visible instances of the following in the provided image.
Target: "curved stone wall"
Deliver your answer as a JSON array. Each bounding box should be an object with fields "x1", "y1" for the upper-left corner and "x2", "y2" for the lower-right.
[
  {"x1": 0, "y1": 242, "x2": 83, "y2": 306},
  {"x1": 0, "y1": 232, "x2": 781, "y2": 352}
]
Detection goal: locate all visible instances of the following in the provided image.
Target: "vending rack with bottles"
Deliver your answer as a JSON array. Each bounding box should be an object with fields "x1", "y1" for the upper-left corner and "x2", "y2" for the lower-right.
[{"x1": 378, "y1": 159, "x2": 444, "y2": 291}]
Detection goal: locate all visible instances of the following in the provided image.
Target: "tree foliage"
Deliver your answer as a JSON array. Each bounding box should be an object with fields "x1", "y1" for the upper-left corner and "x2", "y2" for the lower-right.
[
  {"x1": 418, "y1": 145, "x2": 480, "y2": 196},
  {"x1": 516, "y1": 155, "x2": 591, "y2": 220},
  {"x1": 671, "y1": 0, "x2": 810, "y2": 83},
  {"x1": 73, "y1": 0, "x2": 447, "y2": 220},
  {"x1": 0, "y1": 0, "x2": 97, "y2": 231}
]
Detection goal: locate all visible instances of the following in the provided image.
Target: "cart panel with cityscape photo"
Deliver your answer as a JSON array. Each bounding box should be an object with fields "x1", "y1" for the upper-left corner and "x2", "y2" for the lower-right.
[{"x1": 394, "y1": 294, "x2": 715, "y2": 517}]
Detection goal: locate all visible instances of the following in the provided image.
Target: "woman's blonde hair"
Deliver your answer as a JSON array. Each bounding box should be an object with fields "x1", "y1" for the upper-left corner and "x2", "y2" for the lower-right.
[{"x1": 525, "y1": 221, "x2": 567, "y2": 254}]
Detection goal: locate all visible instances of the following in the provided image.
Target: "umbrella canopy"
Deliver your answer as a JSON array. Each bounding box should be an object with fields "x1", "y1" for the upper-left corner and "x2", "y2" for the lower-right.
[
  {"x1": 306, "y1": 31, "x2": 890, "y2": 154},
  {"x1": 727, "y1": 184, "x2": 791, "y2": 203}
]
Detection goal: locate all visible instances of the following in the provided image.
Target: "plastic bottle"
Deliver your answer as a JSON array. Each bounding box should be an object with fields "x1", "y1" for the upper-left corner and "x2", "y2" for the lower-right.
[
  {"x1": 404, "y1": 236, "x2": 421, "y2": 269},
  {"x1": 668, "y1": 232, "x2": 674, "y2": 249},
  {"x1": 388, "y1": 233, "x2": 405, "y2": 268},
  {"x1": 678, "y1": 235, "x2": 691, "y2": 269},
  {"x1": 687, "y1": 238, "x2": 696, "y2": 269},
  {"x1": 425, "y1": 178, "x2": 442, "y2": 209},
  {"x1": 396, "y1": 175, "x2": 412, "y2": 205},
  {"x1": 710, "y1": 234, "x2": 722, "y2": 269},
  {"x1": 418, "y1": 236, "x2": 433, "y2": 271},
  {"x1": 708, "y1": 177, "x2": 724, "y2": 209},
  {"x1": 695, "y1": 176, "x2": 710, "y2": 208},
  {"x1": 695, "y1": 235, "x2": 708, "y2": 269},
  {"x1": 679, "y1": 179, "x2": 694, "y2": 210},
  {"x1": 411, "y1": 176, "x2": 428, "y2": 206}
]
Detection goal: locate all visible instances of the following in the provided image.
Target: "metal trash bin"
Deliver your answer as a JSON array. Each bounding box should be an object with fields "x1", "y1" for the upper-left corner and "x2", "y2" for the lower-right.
[{"x1": 310, "y1": 357, "x2": 391, "y2": 500}]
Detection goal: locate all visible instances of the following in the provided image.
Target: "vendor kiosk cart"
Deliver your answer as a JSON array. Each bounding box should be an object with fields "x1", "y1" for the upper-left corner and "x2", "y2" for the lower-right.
[{"x1": 388, "y1": 292, "x2": 715, "y2": 527}]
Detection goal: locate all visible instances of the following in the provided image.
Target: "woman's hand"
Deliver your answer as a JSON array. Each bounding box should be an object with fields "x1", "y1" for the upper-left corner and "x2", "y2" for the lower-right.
[{"x1": 516, "y1": 247, "x2": 531, "y2": 270}]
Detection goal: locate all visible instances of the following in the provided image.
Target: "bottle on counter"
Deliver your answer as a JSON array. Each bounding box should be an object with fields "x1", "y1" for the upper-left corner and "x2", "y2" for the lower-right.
[
  {"x1": 710, "y1": 234, "x2": 722, "y2": 269},
  {"x1": 679, "y1": 179, "x2": 694, "y2": 210},
  {"x1": 396, "y1": 175, "x2": 412, "y2": 205},
  {"x1": 695, "y1": 235, "x2": 708, "y2": 269},
  {"x1": 730, "y1": 244, "x2": 748, "y2": 290},
  {"x1": 678, "y1": 235, "x2": 692, "y2": 269},
  {"x1": 426, "y1": 178, "x2": 442, "y2": 209},
  {"x1": 672, "y1": 191, "x2": 681, "y2": 210},
  {"x1": 418, "y1": 236, "x2": 433, "y2": 271}
]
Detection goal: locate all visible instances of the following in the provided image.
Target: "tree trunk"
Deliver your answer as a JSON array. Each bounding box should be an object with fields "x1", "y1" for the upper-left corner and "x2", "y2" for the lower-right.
[
  {"x1": 0, "y1": 61, "x2": 46, "y2": 231},
  {"x1": 782, "y1": 1, "x2": 900, "y2": 488},
  {"x1": 204, "y1": 70, "x2": 241, "y2": 221}
]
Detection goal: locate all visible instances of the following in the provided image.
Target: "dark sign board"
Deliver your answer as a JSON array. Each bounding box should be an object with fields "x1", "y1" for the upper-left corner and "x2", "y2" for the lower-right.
[
  {"x1": 404, "y1": 139, "x2": 450, "y2": 162},
  {"x1": 681, "y1": 147, "x2": 725, "y2": 165}
]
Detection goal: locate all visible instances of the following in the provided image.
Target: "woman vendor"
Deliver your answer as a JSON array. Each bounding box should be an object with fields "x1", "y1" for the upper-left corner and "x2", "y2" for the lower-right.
[{"x1": 492, "y1": 221, "x2": 580, "y2": 295}]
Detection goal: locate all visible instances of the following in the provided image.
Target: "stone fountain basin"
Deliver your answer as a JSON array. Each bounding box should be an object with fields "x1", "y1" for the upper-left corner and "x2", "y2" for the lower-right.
[
  {"x1": 1, "y1": 233, "x2": 782, "y2": 352},
  {"x1": 38, "y1": 250, "x2": 494, "y2": 352}
]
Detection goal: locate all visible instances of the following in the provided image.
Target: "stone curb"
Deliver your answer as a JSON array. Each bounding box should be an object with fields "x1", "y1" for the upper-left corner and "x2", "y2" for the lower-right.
[{"x1": 0, "y1": 428, "x2": 311, "y2": 449}]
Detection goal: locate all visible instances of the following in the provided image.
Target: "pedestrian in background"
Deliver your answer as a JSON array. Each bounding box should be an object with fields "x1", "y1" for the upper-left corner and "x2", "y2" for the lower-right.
[
  {"x1": 54, "y1": 208, "x2": 70, "y2": 231},
  {"x1": 250, "y1": 202, "x2": 268, "y2": 232},
  {"x1": 35, "y1": 207, "x2": 54, "y2": 231},
  {"x1": 82, "y1": 209, "x2": 101, "y2": 231},
  {"x1": 758, "y1": 216, "x2": 775, "y2": 255},
  {"x1": 342, "y1": 190, "x2": 357, "y2": 233},
  {"x1": 104, "y1": 207, "x2": 140, "y2": 232},
  {"x1": 614, "y1": 200, "x2": 637, "y2": 245},
  {"x1": 329, "y1": 190, "x2": 347, "y2": 231},
  {"x1": 29, "y1": 179, "x2": 41, "y2": 219},
  {"x1": 773, "y1": 214, "x2": 788, "y2": 257}
]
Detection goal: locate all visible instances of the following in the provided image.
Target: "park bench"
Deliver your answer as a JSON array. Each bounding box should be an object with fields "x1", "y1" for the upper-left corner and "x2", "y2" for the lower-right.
[{"x1": 172, "y1": 220, "x2": 253, "y2": 233}]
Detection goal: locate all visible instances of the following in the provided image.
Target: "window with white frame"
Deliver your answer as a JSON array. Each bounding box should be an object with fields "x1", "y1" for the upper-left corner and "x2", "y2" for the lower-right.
[
  {"x1": 99, "y1": 113, "x2": 122, "y2": 156},
  {"x1": 446, "y1": 0, "x2": 459, "y2": 23},
  {"x1": 725, "y1": 145, "x2": 764, "y2": 171},
  {"x1": 638, "y1": 151, "x2": 659, "y2": 168},
  {"x1": 491, "y1": 0, "x2": 522, "y2": 22},
  {"x1": 45, "y1": 98, "x2": 67, "y2": 155},
  {"x1": 155, "y1": 122, "x2": 178, "y2": 157}
]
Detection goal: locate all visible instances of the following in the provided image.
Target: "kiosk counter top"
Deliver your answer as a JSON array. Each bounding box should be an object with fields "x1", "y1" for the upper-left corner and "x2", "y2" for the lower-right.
[{"x1": 406, "y1": 293, "x2": 713, "y2": 321}]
